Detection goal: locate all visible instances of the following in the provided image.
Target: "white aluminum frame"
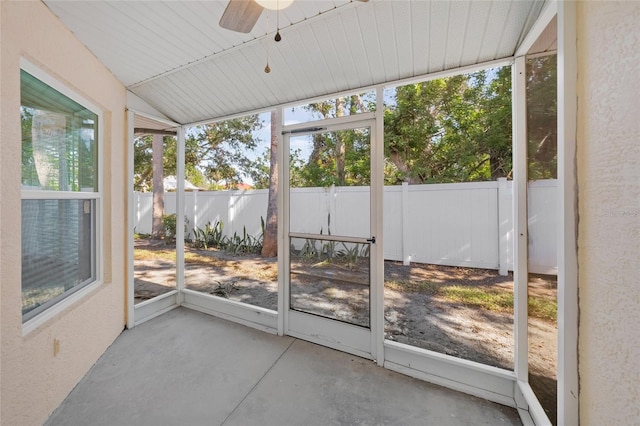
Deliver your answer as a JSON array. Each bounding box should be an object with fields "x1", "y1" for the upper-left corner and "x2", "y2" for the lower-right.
[
  {"x1": 126, "y1": 111, "x2": 181, "y2": 327},
  {"x1": 123, "y1": 13, "x2": 578, "y2": 419},
  {"x1": 281, "y1": 116, "x2": 382, "y2": 360}
]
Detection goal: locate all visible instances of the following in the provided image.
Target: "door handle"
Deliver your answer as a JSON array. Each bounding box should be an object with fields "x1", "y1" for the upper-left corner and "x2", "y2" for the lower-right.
[{"x1": 366, "y1": 236, "x2": 376, "y2": 244}]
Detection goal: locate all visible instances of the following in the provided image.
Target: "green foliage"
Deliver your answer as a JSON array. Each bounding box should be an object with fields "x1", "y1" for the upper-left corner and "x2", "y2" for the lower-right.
[
  {"x1": 134, "y1": 115, "x2": 262, "y2": 192},
  {"x1": 384, "y1": 68, "x2": 514, "y2": 184},
  {"x1": 299, "y1": 239, "x2": 319, "y2": 259},
  {"x1": 192, "y1": 218, "x2": 264, "y2": 255},
  {"x1": 189, "y1": 116, "x2": 262, "y2": 189},
  {"x1": 132, "y1": 61, "x2": 557, "y2": 197},
  {"x1": 295, "y1": 214, "x2": 369, "y2": 265},
  {"x1": 211, "y1": 281, "x2": 238, "y2": 298},
  {"x1": 162, "y1": 214, "x2": 188, "y2": 240},
  {"x1": 225, "y1": 226, "x2": 263, "y2": 255},
  {"x1": 133, "y1": 229, "x2": 151, "y2": 240},
  {"x1": 337, "y1": 242, "x2": 363, "y2": 264},
  {"x1": 286, "y1": 95, "x2": 375, "y2": 188},
  {"x1": 192, "y1": 220, "x2": 225, "y2": 249},
  {"x1": 527, "y1": 55, "x2": 558, "y2": 180},
  {"x1": 385, "y1": 279, "x2": 556, "y2": 322}
]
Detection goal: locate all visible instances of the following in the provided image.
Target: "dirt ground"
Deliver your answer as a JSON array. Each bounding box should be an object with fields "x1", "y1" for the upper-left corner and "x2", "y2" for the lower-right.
[{"x1": 135, "y1": 240, "x2": 557, "y2": 421}]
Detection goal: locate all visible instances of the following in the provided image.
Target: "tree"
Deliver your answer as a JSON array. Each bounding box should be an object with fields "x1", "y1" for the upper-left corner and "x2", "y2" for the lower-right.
[
  {"x1": 188, "y1": 116, "x2": 262, "y2": 188},
  {"x1": 383, "y1": 67, "x2": 514, "y2": 184},
  {"x1": 151, "y1": 134, "x2": 165, "y2": 239},
  {"x1": 261, "y1": 110, "x2": 278, "y2": 257},
  {"x1": 527, "y1": 55, "x2": 557, "y2": 180},
  {"x1": 294, "y1": 94, "x2": 374, "y2": 187},
  {"x1": 133, "y1": 115, "x2": 262, "y2": 192}
]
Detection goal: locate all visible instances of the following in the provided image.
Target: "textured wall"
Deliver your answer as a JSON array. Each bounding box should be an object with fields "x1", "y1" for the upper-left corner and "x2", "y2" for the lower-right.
[
  {"x1": 577, "y1": 2, "x2": 640, "y2": 424},
  {"x1": 0, "y1": 2, "x2": 127, "y2": 424}
]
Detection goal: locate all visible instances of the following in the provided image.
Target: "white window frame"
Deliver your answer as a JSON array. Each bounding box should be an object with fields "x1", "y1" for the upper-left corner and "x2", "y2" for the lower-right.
[{"x1": 20, "y1": 59, "x2": 104, "y2": 335}]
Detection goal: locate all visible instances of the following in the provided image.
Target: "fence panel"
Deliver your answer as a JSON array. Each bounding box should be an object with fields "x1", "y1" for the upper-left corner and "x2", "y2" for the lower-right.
[
  {"x1": 133, "y1": 179, "x2": 558, "y2": 274},
  {"x1": 403, "y1": 182, "x2": 500, "y2": 269},
  {"x1": 383, "y1": 186, "x2": 404, "y2": 262},
  {"x1": 527, "y1": 180, "x2": 558, "y2": 274}
]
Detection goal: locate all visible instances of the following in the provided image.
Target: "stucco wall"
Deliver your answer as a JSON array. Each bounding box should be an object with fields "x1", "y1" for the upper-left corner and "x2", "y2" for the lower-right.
[
  {"x1": 577, "y1": 2, "x2": 640, "y2": 424},
  {"x1": 0, "y1": 2, "x2": 127, "y2": 425}
]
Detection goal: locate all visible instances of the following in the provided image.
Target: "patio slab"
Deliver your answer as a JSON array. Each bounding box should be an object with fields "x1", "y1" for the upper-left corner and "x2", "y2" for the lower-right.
[{"x1": 46, "y1": 307, "x2": 521, "y2": 426}]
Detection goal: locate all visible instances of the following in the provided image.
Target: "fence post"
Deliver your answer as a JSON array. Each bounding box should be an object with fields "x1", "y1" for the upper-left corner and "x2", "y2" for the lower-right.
[
  {"x1": 229, "y1": 191, "x2": 235, "y2": 237},
  {"x1": 402, "y1": 182, "x2": 410, "y2": 266},
  {"x1": 498, "y1": 177, "x2": 510, "y2": 275},
  {"x1": 329, "y1": 184, "x2": 337, "y2": 233},
  {"x1": 192, "y1": 189, "x2": 198, "y2": 236}
]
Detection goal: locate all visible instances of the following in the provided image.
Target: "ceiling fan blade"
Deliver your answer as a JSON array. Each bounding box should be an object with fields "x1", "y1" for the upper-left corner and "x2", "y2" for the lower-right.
[{"x1": 219, "y1": 0, "x2": 264, "y2": 34}]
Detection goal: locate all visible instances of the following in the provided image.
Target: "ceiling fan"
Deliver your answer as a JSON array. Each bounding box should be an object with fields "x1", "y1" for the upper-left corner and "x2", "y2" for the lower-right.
[{"x1": 219, "y1": 0, "x2": 368, "y2": 34}]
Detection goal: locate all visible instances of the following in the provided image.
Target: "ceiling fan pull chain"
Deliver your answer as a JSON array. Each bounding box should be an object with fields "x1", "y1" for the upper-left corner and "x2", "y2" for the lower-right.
[
  {"x1": 275, "y1": 0, "x2": 282, "y2": 42},
  {"x1": 264, "y1": 12, "x2": 271, "y2": 73}
]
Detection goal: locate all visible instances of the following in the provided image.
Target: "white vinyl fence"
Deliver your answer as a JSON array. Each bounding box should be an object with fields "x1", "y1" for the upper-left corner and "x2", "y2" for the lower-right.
[{"x1": 134, "y1": 178, "x2": 557, "y2": 275}]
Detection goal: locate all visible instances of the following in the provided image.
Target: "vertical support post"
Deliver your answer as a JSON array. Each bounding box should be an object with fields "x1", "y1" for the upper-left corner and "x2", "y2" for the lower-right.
[
  {"x1": 512, "y1": 55, "x2": 529, "y2": 384},
  {"x1": 126, "y1": 110, "x2": 135, "y2": 329},
  {"x1": 176, "y1": 126, "x2": 186, "y2": 304},
  {"x1": 498, "y1": 177, "x2": 510, "y2": 275},
  {"x1": 373, "y1": 86, "x2": 385, "y2": 366},
  {"x1": 557, "y1": 1, "x2": 579, "y2": 423},
  {"x1": 276, "y1": 108, "x2": 286, "y2": 336},
  {"x1": 401, "y1": 181, "x2": 410, "y2": 266}
]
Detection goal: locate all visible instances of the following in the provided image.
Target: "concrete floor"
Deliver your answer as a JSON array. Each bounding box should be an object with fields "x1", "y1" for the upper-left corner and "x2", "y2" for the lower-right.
[{"x1": 46, "y1": 307, "x2": 522, "y2": 426}]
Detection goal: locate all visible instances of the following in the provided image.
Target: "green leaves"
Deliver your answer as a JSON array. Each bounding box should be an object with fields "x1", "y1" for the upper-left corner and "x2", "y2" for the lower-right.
[
  {"x1": 384, "y1": 67, "x2": 514, "y2": 184},
  {"x1": 134, "y1": 115, "x2": 262, "y2": 191}
]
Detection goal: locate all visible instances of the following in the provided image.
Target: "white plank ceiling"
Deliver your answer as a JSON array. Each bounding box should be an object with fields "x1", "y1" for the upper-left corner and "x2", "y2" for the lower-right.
[{"x1": 43, "y1": 0, "x2": 548, "y2": 125}]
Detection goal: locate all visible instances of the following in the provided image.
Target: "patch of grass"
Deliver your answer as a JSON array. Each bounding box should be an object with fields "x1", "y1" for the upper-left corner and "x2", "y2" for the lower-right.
[
  {"x1": 135, "y1": 248, "x2": 226, "y2": 267},
  {"x1": 134, "y1": 248, "x2": 175, "y2": 262},
  {"x1": 135, "y1": 247, "x2": 278, "y2": 282},
  {"x1": 184, "y1": 251, "x2": 225, "y2": 267},
  {"x1": 385, "y1": 279, "x2": 440, "y2": 295},
  {"x1": 254, "y1": 265, "x2": 278, "y2": 281},
  {"x1": 441, "y1": 285, "x2": 513, "y2": 312},
  {"x1": 528, "y1": 295, "x2": 557, "y2": 322},
  {"x1": 386, "y1": 279, "x2": 557, "y2": 322}
]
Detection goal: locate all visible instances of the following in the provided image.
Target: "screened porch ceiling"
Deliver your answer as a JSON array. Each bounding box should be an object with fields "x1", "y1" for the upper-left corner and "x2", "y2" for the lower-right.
[{"x1": 43, "y1": 0, "x2": 553, "y2": 128}]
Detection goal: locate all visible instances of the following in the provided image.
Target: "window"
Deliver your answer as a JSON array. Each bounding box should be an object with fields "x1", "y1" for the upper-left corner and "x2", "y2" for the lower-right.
[{"x1": 21, "y1": 66, "x2": 101, "y2": 323}]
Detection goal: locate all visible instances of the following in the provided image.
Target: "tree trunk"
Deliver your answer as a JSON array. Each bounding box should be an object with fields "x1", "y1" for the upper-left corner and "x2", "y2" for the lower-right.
[
  {"x1": 261, "y1": 110, "x2": 279, "y2": 257},
  {"x1": 152, "y1": 134, "x2": 165, "y2": 239}
]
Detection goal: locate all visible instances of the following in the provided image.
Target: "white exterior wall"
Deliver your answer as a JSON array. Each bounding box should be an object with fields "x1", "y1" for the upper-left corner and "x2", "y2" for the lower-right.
[
  {"x1": 577, "y1": 2, "x2": 640, "y2": 424},
  {"x1": 0, "y1": 2, "x2": 127, "y2": 425}
]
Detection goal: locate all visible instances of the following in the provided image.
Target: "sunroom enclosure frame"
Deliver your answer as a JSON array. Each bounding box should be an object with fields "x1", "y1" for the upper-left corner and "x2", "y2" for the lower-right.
[{"x1": 126, "y1": 3, "x2": 576, "y2": 425}]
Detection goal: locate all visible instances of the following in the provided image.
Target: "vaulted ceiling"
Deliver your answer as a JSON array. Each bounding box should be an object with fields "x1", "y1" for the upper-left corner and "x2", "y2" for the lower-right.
[{"x1": 44, "y1": 0, "x2": 549, "y2": 126}]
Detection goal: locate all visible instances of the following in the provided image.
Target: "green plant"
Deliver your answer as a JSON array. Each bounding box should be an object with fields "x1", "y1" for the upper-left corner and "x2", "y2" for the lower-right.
[
  {"x1": 300, "y1": 238, "x2": 319, "y2": 259},
  {"x1": 226, "y1": 225, "x2": 263, "y2": 255},
  {"x1": 193, "y1": 218, "x2": 264, "y2": 255},
  {"x1": 162, "y1": 214, "x2": 189, "y2": 241},
  {"x1": 133, "y1": 227, "x2": 151, "y2": 240},
  {"x1": 211, "y1": 280, "x2": 238, "y2": 298},
  {"x1": 192, "y1": 220, "x2": 226, "y2": 249},
  {"x1": 338, "y1": 242, "x2": 362, "y2": 264},
  {"x1": 162, "y1": 214, "x2": 177, "y2": 240}
]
